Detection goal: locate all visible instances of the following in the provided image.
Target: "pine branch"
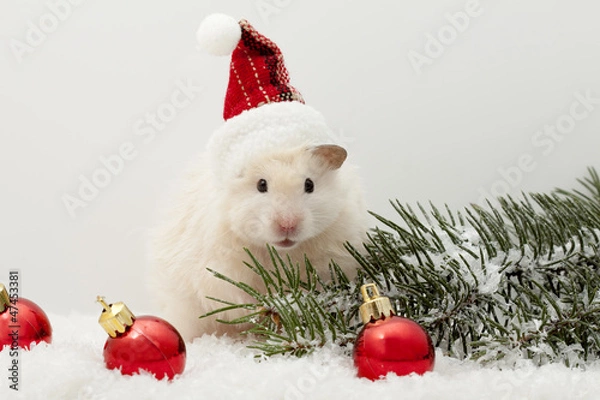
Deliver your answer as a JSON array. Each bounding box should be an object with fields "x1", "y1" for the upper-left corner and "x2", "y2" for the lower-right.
[
  {"x1": 203, "y1": 246, "x2": 357, "y2": 357},
  {"x1": 202, "y1": 168, "x2": 600, "y2": 366},
  {"x1": 354, "y1": 168, "x2": 600, "y2": 366}
]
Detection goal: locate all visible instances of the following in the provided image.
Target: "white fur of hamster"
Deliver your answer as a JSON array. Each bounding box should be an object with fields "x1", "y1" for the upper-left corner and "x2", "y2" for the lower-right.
[{"x1": 148, "y1": 144, "x2": 368, "y2": 341}]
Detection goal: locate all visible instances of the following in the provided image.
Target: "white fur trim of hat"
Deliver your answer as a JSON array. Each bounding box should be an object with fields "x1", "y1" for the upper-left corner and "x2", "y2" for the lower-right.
[{"x1": 207, "y1": 101, "x2": 337, "y2": 180}]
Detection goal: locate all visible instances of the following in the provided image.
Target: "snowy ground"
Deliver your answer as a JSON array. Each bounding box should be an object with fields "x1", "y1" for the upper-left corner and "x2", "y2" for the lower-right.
[{"x1": 1, "y1": 314, "x2": 600, "y2": 400}]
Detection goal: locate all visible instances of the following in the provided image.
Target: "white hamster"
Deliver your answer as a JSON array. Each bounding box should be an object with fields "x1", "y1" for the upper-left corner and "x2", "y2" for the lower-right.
[{"x1": 148, "y1": 143, "x2": 368, "y2": 341}]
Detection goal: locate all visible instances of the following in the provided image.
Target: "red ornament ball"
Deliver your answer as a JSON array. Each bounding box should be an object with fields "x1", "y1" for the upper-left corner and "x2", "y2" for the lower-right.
[
  {"x1": 353, "y1": 315, "x2": 435, "y2": 380},
  {"x1": 103, "y1": 315, "x2": 186, "y2": 380},
  {"x1": 0, "y1": 297, "x2": 52, "y2": 350}
]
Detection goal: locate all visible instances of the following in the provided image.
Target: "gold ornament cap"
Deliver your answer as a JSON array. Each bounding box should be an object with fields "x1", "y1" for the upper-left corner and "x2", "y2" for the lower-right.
[
  {"x1": 359, "y1": 283, "x2": 395, "y2": 324},
  {"x1": 0, "y1": 283, "x2": 10, "y2": 313},
  {"x1": 97, "y1": 296, "x2": 136, "y2": 338}
]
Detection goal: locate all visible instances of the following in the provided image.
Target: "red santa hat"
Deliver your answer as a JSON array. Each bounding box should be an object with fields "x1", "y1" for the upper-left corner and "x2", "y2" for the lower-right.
[{"x1": 196, "y1": 14, "x2": 337, "y2": 179}]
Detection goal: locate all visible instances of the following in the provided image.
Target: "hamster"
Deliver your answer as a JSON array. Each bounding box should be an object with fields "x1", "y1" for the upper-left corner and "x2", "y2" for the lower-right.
[{"x1": 148, "y1": 143, "x2": 369, "y2": 341}]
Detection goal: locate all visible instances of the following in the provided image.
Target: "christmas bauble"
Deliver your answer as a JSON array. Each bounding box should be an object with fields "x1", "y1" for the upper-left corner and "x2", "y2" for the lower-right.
[
  {"x1": 97, "y1": 297, "x2": 186, "y2": 380},
  {"x1": 353, "y1": 284, "x2": 435, "y2": 380},
  {"x1": 0, "y1": 283, "x2": 52, "y2": 350}
]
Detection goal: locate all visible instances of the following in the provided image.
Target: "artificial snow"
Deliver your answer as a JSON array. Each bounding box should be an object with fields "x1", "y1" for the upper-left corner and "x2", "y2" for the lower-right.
[{"x1": 1, "y1": 313, "x2": 600, "y2": 399}]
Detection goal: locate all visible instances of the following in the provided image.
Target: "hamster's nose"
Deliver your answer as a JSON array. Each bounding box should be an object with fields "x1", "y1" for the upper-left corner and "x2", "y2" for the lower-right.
[{"x1": 277, "y1": 216, "x2": 299, "y2": 236}]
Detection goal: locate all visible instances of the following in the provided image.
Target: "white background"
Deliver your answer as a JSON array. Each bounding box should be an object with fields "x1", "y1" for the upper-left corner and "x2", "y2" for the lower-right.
[{"x1": 1, "y1": 0, "x2": 599, "y2": 315}]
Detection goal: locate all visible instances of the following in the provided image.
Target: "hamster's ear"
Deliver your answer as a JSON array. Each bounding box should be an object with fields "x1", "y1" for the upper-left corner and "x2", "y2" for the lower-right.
[{"x1": 310, "y1": 144, "x2": 347, "y2": 170}]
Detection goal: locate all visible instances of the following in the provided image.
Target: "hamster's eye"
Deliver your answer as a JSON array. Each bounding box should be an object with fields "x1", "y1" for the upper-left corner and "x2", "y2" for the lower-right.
[
  {"x1": 257, "y1": 179, "x2": 268, "y2": 193},
  {"x1": 304, "y1": 178, "x2": 314, "y2": 193}
]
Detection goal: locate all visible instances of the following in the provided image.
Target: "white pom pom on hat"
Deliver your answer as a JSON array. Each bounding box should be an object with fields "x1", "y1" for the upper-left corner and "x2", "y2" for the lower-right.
[{"x1": 196, "y1": 13, "x2": 241, "y2": 56}]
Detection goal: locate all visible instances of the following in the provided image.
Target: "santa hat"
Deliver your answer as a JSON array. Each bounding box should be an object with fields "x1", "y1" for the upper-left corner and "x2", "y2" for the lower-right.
[{"x1": 196, "y1": 14, "x2": 337, "y2": 179}]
